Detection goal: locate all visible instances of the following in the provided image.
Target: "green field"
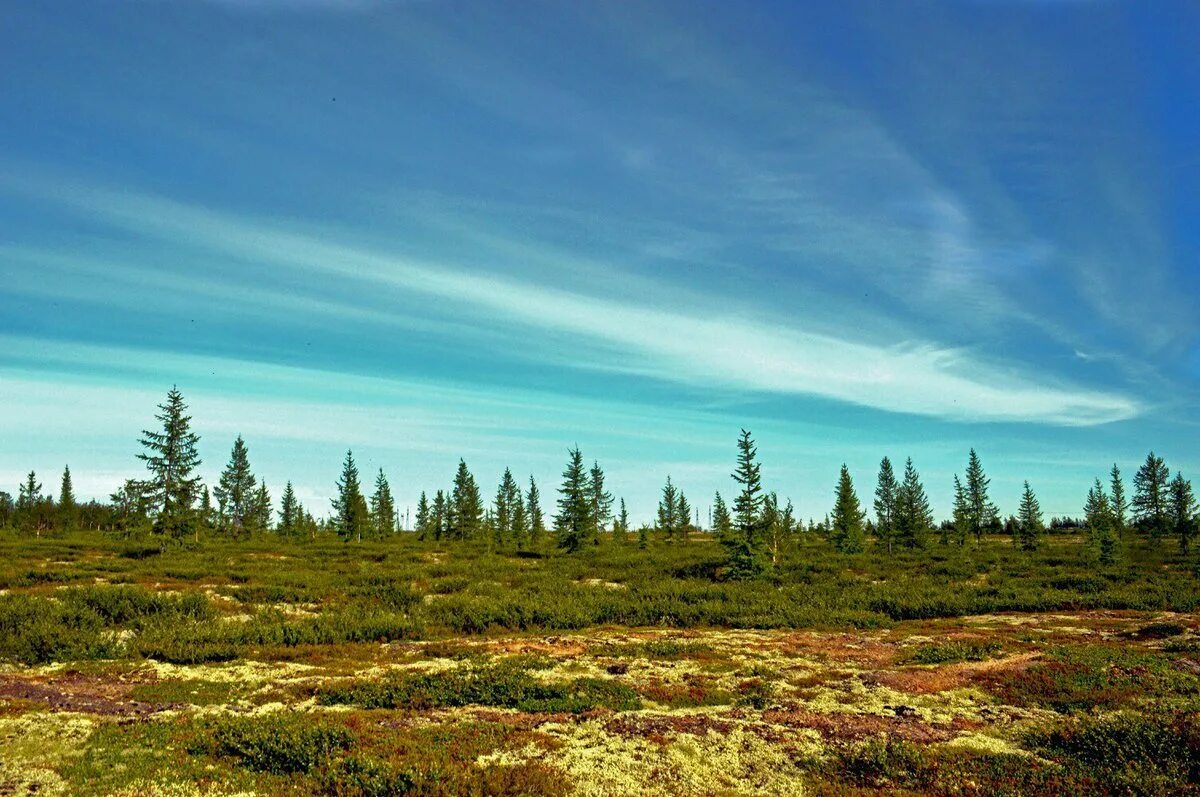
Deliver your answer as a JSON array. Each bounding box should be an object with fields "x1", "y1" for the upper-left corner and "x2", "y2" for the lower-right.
[{"x1": 1, "y1": 531, "x2": 1199, "y2": 796}]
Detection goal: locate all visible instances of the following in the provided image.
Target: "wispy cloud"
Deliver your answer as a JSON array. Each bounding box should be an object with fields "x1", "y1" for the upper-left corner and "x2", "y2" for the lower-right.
[{"x1": 6, "y1": 177, "x2": 1140, "y2": 425}]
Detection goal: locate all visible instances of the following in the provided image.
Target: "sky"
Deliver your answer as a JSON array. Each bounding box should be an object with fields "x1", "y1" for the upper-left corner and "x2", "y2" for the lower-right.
[{"x1": 1, "y1": 0, "x2": 1198, "y2": 523}]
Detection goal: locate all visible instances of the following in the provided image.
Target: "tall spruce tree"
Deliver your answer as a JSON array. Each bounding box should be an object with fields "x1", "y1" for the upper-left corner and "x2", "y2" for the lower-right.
[
  {"x1": 432, "y1": 490, "x2": 448, "y2": 541},
  {"x1": 137, "y1": 387, "x2": 202, "y2": 541},
  {"x1": 370, "y1": 469, "x2": 396, "y2": 537},
  {"x1": 614, "y1": 498, "x2": 630, "y2": 542},
  {"x1": 17, "y1": 471, "x2": 43, "y2": 536},
  {"x1": 278, "y1": 482, "x2": 300, "y2": 537},
  {"x1": 57, "y1": 465, "x2": 76, "y2": 531},
  {"x1": 415, "y1": 492, "x2": 431, "y2": 540},
  {"x1": 250, "y1": 479, "x2": 272, "y2": 533},
  {"x1": 830, "y1": 465, "x2": 866, "y2": 553},
  {"x1": 1085, "y1": 479, "x2": 1117, "y2": 564},
  {"x1": 493, "y1": 468, "x2": 521, "y2": 546},
  {"x1": 589, "y1": 461, "x2": 614, "y2": 544},
  {"x1": 873, "y1": 457, "x2": 898, "y2": 554},
  {"x1": 555, "y1": 447, "x2": 592, "y2": 552},
  {"x1": 722, "y1": 429, "x2": 768, "y2": 578},
  {"x1": 950, "y1": 475, "x2": 969, "y2": 545},
  {"x1": 1169, "y1": 472, "x2": 1197, "y2": 554},
  {"x1": 214, "y1": 436, "x2": 256, "y2": 537},
  {"x1": 1110, "y1": 464, "x2": 1129, "y2": 538},
  {"x1": 527, "y1": 476, "x2": 545, "y2": 547},
  {"x1": 712, "y1": 491, "x2": 732, "y2": 540},
  {"x1": 1133, "y1": 451, "x2": 1171, "y2": 540},
  {"x1": 657, "y1": 476, "x2": 679, "y2": 541},
  {"x1": 1016, "y1": 481, "x2": 1043, "y2": 551},
  {"x1": 964, "y1": 449, "x2": 999, "y2": 540},
  {"x1": 450, "y1": 460, "x2": 483, "y2": 540},
  {"x1": 332, "y1": 450, "x2": 368, "y2": 542},
  {"x1": 895, "y1": 458, "x2": 933, "y2": 549},
  {"x1": 199, "y1": 486, "x2": 216, "y2": 534},
  {"x1": 676, "y1": 490, "x2": 692, "y2": 541}
]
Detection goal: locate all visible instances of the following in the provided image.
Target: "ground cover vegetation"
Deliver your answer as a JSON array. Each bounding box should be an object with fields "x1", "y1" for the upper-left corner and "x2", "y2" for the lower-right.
[{"x1": 2, "y1": 387, "x2": 1199, "y2": 795}]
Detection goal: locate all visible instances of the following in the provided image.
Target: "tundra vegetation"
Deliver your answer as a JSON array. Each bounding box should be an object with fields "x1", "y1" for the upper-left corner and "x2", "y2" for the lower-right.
[{"x1": 1, "y1": 388, "x2": 1198, "y2": 795}]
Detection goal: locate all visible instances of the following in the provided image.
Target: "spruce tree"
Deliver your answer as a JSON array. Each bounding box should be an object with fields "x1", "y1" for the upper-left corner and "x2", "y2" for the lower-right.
[
  {"x1": 136, "y1": 387, "x2": 202, "y2": 541},
  {"x1": 873, "y1": 457, "x2": 898, "y2": 554},
  {"x1": 17, "y1": 471, "x2": 43, "y2": 536},
  {"x1": 1133, "y1": 451, "x2": 1171, "y2": 540},
  {"x1": 332, "y1": 450, "x2": 368, "y2": 542},
  {"x1": 895, "y1": 458, "x2": 933, "y2": 549},
  {"x1": 712, "y1": 491, "x2": 732, "y2": 540},
  {"x1": 951, "y1": 475, "x2": 969, "y2": 545},
  {"x1": 657, "y1": 476, "x2": 679, "y2": 541},
  {"x1": 450, "y1": 460, "x2": 483, "y2": 540},
  {"x1": 432, "y1": 490, "x2": 448, "y2": 541},
  {"x1": 722, "y1": 429, "x2": 768, "y2": 578},
  {"x1": 676, "y1": 490, "x2": 692, "y2": 541},
  {"x1": 1110, "y1": 464, "x2": 1128, "y2": 538},
  {"x1": 614, "y1": 498, "x2": 630, "y2": 542},
  {"x1": 199, "y1": 486, "x2": 216, "y2": 534},
  {"x1": 493, "y1": 468, "x2": 521, "y2": 546},
  {"x1": 830, "y1": 465, "x2": 866, "y2": 553},
  {"x1": 588, "y1": 461, "x2": 614, "y2": 544},
  {"x1": 964, "y1": 449, "x2": 999, "y2": 540},
  {"x1": 279, "y1": 482, "x2": 299, "y2": 537},
  {"x1": 415, "y1": 491, "x2": 431, "y2": 540},
  {"x1": 527, "y1": 476, "x2": 545, "y2": 547},
  {"x1": 511, "y1": 483, "x2": 528, "y2": 547},
  {"x1": 250, "y1": 479, "x2": 272, "y2": 533},
  {"x1": 1169, "y1": 472, "x2": 1197, "y2": 554},
  {"x1": 370, "y1": 469, "x2": 396, "y2": 537},
  {"x1": 1016, "y1": 481, "x2": 1043, "y2": 551},
  {"x1": 555, "y1": 447, "x2": 592, "y2": 552},
  {"x1": 1085, "y1": 479, "x2": 1117, "y2": 564},
  {"x1": 57, "y1": 465, "x2": 76, "y2": 531},
  {"x1": 214, "y1": 436, "x2": 256, "y2": 537}
]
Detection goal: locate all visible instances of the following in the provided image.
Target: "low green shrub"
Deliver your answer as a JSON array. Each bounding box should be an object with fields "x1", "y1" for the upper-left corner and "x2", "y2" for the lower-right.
[{"x1": 195, "y1": 714, "x2": 353, "y2": 775}]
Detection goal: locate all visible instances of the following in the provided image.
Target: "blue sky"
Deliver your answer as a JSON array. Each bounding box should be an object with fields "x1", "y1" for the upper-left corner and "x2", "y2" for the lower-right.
[{"x1": 1, "y1": 0, "x2": 1197, "y2": 523}]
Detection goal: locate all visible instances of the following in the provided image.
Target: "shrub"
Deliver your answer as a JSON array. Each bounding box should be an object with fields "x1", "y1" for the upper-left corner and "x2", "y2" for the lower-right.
[
  {"x1": 196, "y1": 714, "x2": 353, "y2": 774},
  {"x1": 903, "y1": 639, "x2": 1003, "y2": 665}
]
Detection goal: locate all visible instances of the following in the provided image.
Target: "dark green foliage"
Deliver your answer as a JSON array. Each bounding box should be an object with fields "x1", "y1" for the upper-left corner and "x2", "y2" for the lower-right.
[
  {"x1": 370, "y1": 469, "x2": 396, "y2": 538},
  {"x1": 1134, "y1": 451, "x2": 1171, "y2": 540},
  {"x1": 873, "y1": 457, "x2": 898, "y2": 553},
  {"x1": 214, "y1": 435, "x2": 256, "y2": 537},
  {"x1": 1110, "y1": 464, "x2": 1129, "y2": 537},
  {"x1": 450, "y1": 459, "x2": 484, "y2": 540},
  {"x1": 58, "y1": 464, "x2": 76, "y2": 531},
  {"x1": 333, "y1": 450, "x2": 369, "y2": 542},
  {"x1": 278, "y1": 481, "x2": 300, "y2": 537},
  {"x1": 722, "y1": 429, "x2": 769, "y2": 579},
  {"x1": 895, "y1": 457, "x2": 933, "y2": 549},
  {"x1": 197, "y1": 714, "x2": 353, "y2": 774},
  {"x1": 555, "y1": 447, "x2": 592, "y2": 552},
  {"x1": 963, "y1": 448, "x2": 1000, "y2": 540},
  {"x1": 319, "y1": 660, "x2": 641, "y2": 713},
  {"x1": 903, "y1": 639, "x2": 1002, "y2": 664},
  {"x1": 526, "y1": 476, "x2": 545, "y2": 546},
  {"x1": 137, "y1": 387, "x2": 203, "y2": 541},
  {"x1": 712, "y1": 492, "x2": 731, "y2": 540},
  {"x1": 589, "y1": 460, "x2": 613, "y2": 543},
  {"x1": 657, "y1": 476, "x2": 679, "y2": 541},
  {"x1": 1017, "y1": 481, "x2": 1043, "y2": 551},
  {"x1": 1169, "y1": 472, "x2": 1197, "y2": 553},
  {"x1": 830, "y1": 464, "x2": 865, "y2": 553}
]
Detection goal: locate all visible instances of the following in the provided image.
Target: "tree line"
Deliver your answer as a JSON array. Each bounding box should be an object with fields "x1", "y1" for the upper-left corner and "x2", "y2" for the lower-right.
[{"x1": 2, "y1": 388, "x2": 1197, "y2": 579}]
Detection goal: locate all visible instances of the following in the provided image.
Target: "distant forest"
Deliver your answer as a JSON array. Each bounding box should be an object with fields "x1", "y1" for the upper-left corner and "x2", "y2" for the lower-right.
[{"x1": 3, "y1": 388, "x2": 1197, "y2": 578}]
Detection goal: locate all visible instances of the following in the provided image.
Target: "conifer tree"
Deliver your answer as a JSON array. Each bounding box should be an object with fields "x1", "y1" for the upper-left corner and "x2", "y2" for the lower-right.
[
  {"x1": 137, "y1": 387, "x2": 202, "y2": 541},
  {"x1": 432, "y1": 490, "x2": 448, "y2": 541},
  {"x1": 895, "y1": 458, "x2": 933, "y2": 549},
  {"x1": 722, "y1": 429, "x2": 769, "y2": 578},
  {"x1": 1016, "y1": 481, "x2": 1043, "y2": 551},
  {"x1": 279, "y1": 482, "x2": 299, "y2": 537},
  {"x1": 762, "y1": 492, "x2": 781, "y2": 564},
  {"x1": 1169, "y1": 472, "x2": 1197, "y2": 554},
  {"x1": 555, "y1": 447, "x2": 592, "y2": 552},
  {"x1": 657, "y1": 476, "x2": 679, "y2": 541},
  {"x1": 588, "y1": 461, "x2": 614, "y2": 544},
  {"x1": 638, "y1": 522, "x2": 649, "y2": 550},
  {"x1": 370, "y1": 469, "x2": 396, "y2": 537},
  {"x1": 415, "y1": 491, "x2": 431, "y2": 540},
  {"x1": 712, "y1": 491, "x2": 732, "y2": 540},
  {"x1": 57, "y1": 465, "x2": 76, "y2": 531},
  {"x1": 214, "y1": 436, "x2": 256, "y2": 538},
  {"x1": 830, "y1": 465, "x2": 866, "y2": 553},
  {"x1": 527, "y1": 476, "x2": 545, "y2": 547},
  {"x1": 332, "y1": 450, "x2": 368, "y2": 542},
  {"x1": 250, "y1": 479, "x2": 272, "y2": 533},
  {"x1": 873, "y1": 457, "x2": 898, "y2": 554},
  {"x1": 450, "y1": 460, "x2": 483, "y2": 540},
  {"x1": 199, "y1": 486, "x2": 216, "y2": 534},
  {"x1": 676, "y1": 490, "x2": 692, "y2": 541},
  {"x1": 1085, "y1": 479, "x2": 1117, "y2": 564},
  {"x1": 964, "y1": 449, "x2": 999, "y2": 540},
  {"x1": 492, "y1": 468, "x2": 521, "y2": 546},
  {"x1": 17, "y1": 471, "x2": 43, "y2": 536},
  {"x1": 614, "y1": 498, "x2": 630, "y2": 542},
  {"x1": 1110, "y1": 464, "x2": 1128, "y2": 538},
  {"x1": 951, "y1": 475, "x2": 969, "y2": 545},
  {"x1": 1133, "y1": 451, "x2": 1171, "y2": 540}
]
